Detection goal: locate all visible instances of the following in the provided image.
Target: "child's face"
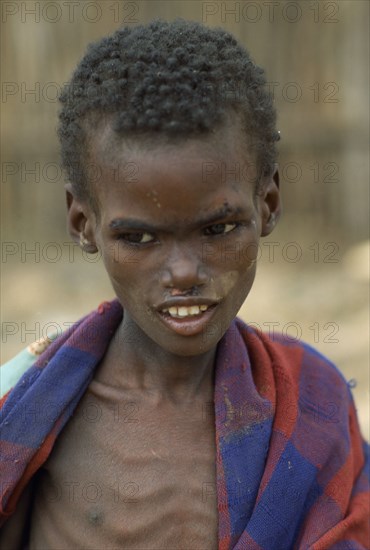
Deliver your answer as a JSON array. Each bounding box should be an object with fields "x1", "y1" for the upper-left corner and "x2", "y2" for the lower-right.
[{"x1": 68, "y1": 122, "x2": 280, "y2": 357}]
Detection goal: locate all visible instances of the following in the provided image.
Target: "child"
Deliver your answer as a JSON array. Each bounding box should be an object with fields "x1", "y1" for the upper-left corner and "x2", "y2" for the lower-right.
[{"x1": 1, "y1": 19, "x2": 368, "y2": 549}]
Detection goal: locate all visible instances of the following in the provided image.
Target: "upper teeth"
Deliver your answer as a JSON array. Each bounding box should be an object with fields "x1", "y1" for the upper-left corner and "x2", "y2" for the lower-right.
[{"x1": 162, "y1": 305, "x2": 209, "y2": 318}]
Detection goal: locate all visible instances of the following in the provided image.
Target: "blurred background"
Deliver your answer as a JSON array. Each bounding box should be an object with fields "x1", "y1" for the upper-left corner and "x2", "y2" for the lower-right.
[{"x1": 1, "y1": 1, "x2": 369, "y2": 437}]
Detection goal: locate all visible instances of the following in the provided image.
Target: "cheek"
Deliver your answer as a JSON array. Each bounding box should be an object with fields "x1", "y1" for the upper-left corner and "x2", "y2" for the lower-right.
[
  {"x1": 99, "y1": 243, "x2": 145, "y2": 290},
  {"x1": 205, "y1": 235, "x2": 260, "y2": 278},
  {"x1": 213, "y1": 243, "x2": 258, "y2": 301},
  {"x1": 216, "y1": 271, "x2": 239, "y2": 297},
  {"x1": 217, "y1": 263, "x2": 256, "y2": 293}
]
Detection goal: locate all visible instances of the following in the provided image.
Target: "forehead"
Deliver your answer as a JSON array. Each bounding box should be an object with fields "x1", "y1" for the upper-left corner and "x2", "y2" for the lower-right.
[
  {"x1": 87, "y1": 119, "x2": 259, "y2": 221},
  {"x1": 88, "y1": 115, "x2": 255, "y2": 169}
]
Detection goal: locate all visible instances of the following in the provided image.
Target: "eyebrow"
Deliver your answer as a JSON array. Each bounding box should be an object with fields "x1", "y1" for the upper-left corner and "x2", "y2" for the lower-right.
[{"x1": 108, "y1": 205, "x2": 245, "y2": 232}]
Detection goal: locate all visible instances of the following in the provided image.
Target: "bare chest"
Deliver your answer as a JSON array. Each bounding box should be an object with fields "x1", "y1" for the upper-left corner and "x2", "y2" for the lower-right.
[{"x1": 29, "y1": 380, "x2": 218, "y2": 549}]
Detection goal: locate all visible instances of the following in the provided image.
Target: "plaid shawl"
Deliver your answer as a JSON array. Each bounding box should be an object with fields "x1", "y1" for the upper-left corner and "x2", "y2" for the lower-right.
[{"x1": 1, "y1": 299, "x2": 369, "y2": 549}]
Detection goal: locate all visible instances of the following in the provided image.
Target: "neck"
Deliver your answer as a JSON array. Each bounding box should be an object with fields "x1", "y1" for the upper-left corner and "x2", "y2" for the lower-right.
[{"x1": 103, "y1": 317, "x2": 217, "y2": 404}]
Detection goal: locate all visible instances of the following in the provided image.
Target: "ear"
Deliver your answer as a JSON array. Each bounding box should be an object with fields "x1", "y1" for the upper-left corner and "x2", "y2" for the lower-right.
[
  {"x1": 259, "y1": 165, "x2": 282, "y2": 237},
  {"x1": 65, "y1": 183, "x2": 98, "y2": 253}
]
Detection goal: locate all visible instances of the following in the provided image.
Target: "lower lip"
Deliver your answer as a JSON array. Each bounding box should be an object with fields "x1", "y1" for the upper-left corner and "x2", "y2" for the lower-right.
[{"x1": 157, "y1": 305, "x2": 218, "y2": 336}]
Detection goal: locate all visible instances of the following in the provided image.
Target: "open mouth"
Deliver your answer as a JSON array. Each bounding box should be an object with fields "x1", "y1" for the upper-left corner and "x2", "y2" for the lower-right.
[
  {"x1": 157, "y1": 303, "x2": 218, "y2": 336},
  {"x1": 161, "y1": 304, "x2": 210, "y2": 318}
]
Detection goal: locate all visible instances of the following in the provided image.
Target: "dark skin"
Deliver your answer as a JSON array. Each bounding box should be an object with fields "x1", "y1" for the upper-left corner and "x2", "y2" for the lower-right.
[{"x1": 1, "y1": 120, "x2": 280, "y2": 548}]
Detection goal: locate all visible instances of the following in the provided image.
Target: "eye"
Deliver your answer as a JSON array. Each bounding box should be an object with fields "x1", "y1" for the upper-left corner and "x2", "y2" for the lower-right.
[
  {"x1": 204, "y1": 223, "x2": 238, "y2": 236},
  {"x1": 119, "y1": 232, "x2": 155, "y2": 244}
]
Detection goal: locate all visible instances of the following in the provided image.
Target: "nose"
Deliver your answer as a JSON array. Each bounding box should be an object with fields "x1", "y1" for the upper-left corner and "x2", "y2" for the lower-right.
[{"x1": 160, "y1": 245, "x2": 208, "y2": 292}]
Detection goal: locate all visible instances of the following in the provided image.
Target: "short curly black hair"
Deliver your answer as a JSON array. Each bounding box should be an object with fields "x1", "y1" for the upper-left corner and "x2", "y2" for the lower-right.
[{"x1": 58, "y1": 19, "x2": 279, "y2": 205}]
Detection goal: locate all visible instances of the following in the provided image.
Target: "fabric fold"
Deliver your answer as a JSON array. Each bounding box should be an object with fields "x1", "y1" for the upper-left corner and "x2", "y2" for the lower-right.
[{"x1": 0, "y1": 300, "x2": 369, "y2": 549}]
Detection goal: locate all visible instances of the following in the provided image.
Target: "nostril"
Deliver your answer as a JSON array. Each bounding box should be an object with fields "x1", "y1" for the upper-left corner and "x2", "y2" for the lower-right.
[
  {"x1": 171, "y1": 288, "x2": 187, "y2": 296},
  {"x1": 170, "y1": 287, "x2": 198, "y2": 297},
  {"x1": 160, "y1": 256, "x2": 209, "y2": 290}
]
